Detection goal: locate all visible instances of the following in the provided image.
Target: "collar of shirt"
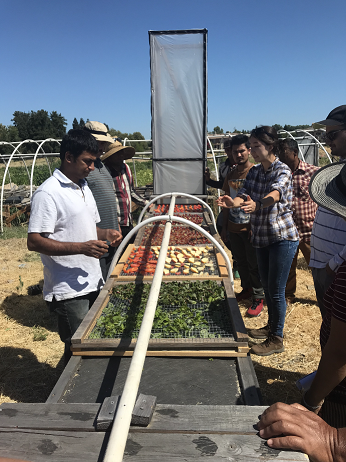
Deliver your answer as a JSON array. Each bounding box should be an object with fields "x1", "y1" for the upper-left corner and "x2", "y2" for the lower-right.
[{"x1": 53, "y1": 168, "x2": 87, "y2": 188}]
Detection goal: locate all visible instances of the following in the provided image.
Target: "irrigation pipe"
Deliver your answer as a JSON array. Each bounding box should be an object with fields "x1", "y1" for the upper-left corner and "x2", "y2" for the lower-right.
[
  {"x1": 137, "y1": 192, "x2": 217, "y2": 231},
  {"x1": 103, "y1": 197, "x2": 177, "y2": 462}
]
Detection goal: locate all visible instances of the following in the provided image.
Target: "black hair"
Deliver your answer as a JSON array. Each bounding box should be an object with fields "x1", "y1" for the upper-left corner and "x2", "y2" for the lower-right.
[
  {"x1": 250, "y1": 126, "x2": 278, "y2": 154},
  {"x1": 277, "y1": 138, "x2": 299, "y2": 154},
  {"x1": 229, "y1": 134, "x2": 250, "y2": 150},
  {"x1": 60, "y1": 129, "x2": 98, "y2": 161}
]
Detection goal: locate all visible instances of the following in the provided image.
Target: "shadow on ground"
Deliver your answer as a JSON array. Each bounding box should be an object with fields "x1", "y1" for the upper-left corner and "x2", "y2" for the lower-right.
[
  {"x1": 0, "y1": 280, "x2": 58, "y2": 332},
  {"x1": 0, "y1": 346, "x2": 64, "y2": 402}
]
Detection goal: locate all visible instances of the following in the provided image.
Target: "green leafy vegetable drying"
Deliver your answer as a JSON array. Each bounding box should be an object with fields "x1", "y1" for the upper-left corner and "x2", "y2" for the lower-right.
[{"x1": 89, "y1": 281, "x2": 230, "y2": 340}]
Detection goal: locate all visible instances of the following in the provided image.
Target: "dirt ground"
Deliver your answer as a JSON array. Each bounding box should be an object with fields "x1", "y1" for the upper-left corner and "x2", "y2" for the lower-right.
[{"x1": 0, "y1": 238, "x2": 321, "y2": 405}]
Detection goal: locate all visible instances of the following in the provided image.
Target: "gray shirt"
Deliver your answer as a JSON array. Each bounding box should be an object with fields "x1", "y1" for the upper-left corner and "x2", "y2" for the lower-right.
[{"x1": 87, "y1": 159, "x2": 119, "y2": 232}]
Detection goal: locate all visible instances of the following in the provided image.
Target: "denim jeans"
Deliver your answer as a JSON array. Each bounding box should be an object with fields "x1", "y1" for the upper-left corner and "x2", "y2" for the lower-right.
[
  {"x1": 256, "y1": 240, "x2": 299, "y2": 338},
  {"x1": 47, "y1": 291, "x2": 99, "y2": 364}
]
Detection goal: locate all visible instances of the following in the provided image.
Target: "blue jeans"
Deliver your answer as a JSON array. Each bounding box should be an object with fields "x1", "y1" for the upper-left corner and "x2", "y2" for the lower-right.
[{"x1": 256, "y1": 240, "x2": 299, "y2": 338}]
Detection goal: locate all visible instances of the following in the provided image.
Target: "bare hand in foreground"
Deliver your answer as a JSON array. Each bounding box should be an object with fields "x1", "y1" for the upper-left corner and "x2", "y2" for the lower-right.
[
  {"x1": 216, "y1": 195, "x2": 234, "y2": 208},
  {"x1": 105, "y1": 229, "x2": 122, "y2": 247},
  {"x1": 81, "y1": 240, "x2": 109, "y2": 258},
  {"x1": 257, "y1": 402, "x2": 338, "y2": 462},
  {"x1": 240, "y1": 195, "x2": 257, "y2": 213}
]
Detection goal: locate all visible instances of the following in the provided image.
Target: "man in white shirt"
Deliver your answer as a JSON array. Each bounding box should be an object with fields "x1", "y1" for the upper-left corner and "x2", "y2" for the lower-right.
[
  {"x1": 27, "y1": 129, "x2": 121, "y2": 363},
  {"x1": 310, "y1": 105, "x2": 346, "y2": 317}
]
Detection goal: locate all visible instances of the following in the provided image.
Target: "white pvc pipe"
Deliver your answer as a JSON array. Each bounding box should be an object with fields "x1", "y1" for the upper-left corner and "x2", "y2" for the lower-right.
[
  {"x1": 137, "y1": 192, "x2": 217, "y2": 231},
  {"x1": 103, "y1": 197, "x2": 177, "y2": 462},
  {"x1": 30, "y1": 139, "x2": 60, "y2": 197}
]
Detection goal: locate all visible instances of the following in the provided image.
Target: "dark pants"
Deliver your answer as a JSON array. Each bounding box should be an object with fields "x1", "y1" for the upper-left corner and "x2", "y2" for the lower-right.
[
  {"x1": 121, "y1": 225, "x2": 135, "y2": 244},
  {"x1": 47, "y1": 291, "x2": 99, "y2": 364},
  {"x1": 100, "y1": 245, "x2": 117, "y2": 281},
  {"x1": 229, "y1": 231, "x2": 264, "y2": 299},
  {"x1": 216, "y1": 224, "x2": 238, "y2": 271},
  {"x1": 256, "y1": 240, "x2": 299, "y2": 338},
  {"x1": 311, "y1": 266, "x2": 336, "y2": 319}
]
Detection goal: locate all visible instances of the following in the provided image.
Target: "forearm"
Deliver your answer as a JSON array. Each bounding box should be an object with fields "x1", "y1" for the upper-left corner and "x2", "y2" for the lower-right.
[
  {"x1": 306, "y1": 350, "x2": 346, "y2": 406},
  {"x1": 97, "y1": 227, "x2": 108, "y2": 241},
  {"x1": 131, "y1": 190, "x2": 147, "y2": 207},
  {"x1": 257, "y1": 191, "x2": 280, "y2": 208},
  {"x1": 206, "y1": 178, "x2": 224, "y2": 189},
  {"x1": 27, "y1": 234, "x2": 84, "y2": 256},
  {"x1": 335, "y1": 428, "x2": 346, "y2": 462}
]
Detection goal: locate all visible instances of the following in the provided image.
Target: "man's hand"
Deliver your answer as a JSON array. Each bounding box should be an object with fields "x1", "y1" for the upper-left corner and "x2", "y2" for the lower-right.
[
  {"x1": 204, "y1": 167, "x2": 211, "y2": 182},
  {"x1": 80, "y1": 240, "x2": 109, "y2": 258},
  {"x1": 326, "y1": 263, "x2": 336, "y2": 277},
  {"x1": 105, "y1": 229, "x2": 122, "y2": 247},
  {"x1": 216, "y1": 195, "x2": 234, "y2": 208},
  {"x1": 240, "y1": 195, "x2": 256, "y2": 213},
  {"x1": 257, "y1": 402, "x2": 337, "y2": 462}
]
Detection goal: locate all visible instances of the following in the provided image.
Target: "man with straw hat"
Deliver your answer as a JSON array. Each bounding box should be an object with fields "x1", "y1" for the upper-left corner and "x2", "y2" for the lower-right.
[
  {"x1": 101, "y1": 140, "x2": 151, "y2": 241},
  {"x1": 309, "y1": 105, "x2": 346, "y2": 317},
  {"x1": 84, "y1": 121, "x2": 122, "y2": 280}
]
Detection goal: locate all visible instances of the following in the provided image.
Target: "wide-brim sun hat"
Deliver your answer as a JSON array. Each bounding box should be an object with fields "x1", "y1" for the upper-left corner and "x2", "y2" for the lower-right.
[
  {"x1": 101, "y1": 141, "x2": 135, "y2": 162},
  {"x1": 84, "y1": 121, "x2": 114, "y2": 143},
  {"x1": 309, "y1": 161, "x2": 346, "y2": 218},
  {"x1": 315, "y1": 105, "x2": 346, "y2": 126}
]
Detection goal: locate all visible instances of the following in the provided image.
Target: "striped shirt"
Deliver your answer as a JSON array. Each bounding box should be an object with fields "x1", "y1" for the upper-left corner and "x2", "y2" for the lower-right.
[
  {"x1": 107, "y1": 162, "x2": 148, "y2": 227},
  {"x1": 87, "y1": 159, "x2": 119, "y2": 232},
  {"x1": 291, "y1": 160, "x2": 319, "y2": 243},
  {"x1": 309, "y1": 207, "x2": 346, "y2": 271},
  {"x1": 237, "y1": 158, "x2": 299, "y2": 248},
  {"x1": 320, "y1": 261, "x2": 346, "y2": 391}
]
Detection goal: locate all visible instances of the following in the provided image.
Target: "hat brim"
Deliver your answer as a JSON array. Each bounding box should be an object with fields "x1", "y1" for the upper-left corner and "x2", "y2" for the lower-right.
[
  {"x1": 101, "y1": 145, "x2": 135, "y2": 162},
  {"x1": 315, "y1": 118, "x2": 344, "y2": 126},
  {"x1": 91, "y1": 133, "x2": 115, "y2": 143},
  {"x1": 309, "y1": 162, "x2": 346, "y2": 218}
]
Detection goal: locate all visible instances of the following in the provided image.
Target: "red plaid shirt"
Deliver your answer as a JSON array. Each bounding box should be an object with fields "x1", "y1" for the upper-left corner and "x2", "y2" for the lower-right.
[{"x1": 291, "y1": 160, "x2": 319, "y2": 243}]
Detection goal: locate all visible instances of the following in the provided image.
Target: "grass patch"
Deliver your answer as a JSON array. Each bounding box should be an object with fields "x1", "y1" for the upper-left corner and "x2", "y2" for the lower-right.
[
  {"x1": 128, "y1": 160, "x2": 153, "y2": 186},
  {"x1": 0, "y1": 225, "x2": 28, "y2": 239},
  {"x1": 23, "y1": 252, "x2": 41, "y2": 262}
]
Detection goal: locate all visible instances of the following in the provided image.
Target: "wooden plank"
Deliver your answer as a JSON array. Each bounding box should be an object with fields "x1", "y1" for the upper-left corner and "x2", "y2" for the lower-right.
[
  {"x1": 0, "y1": 428, "x2": 308, "y2": 461},
  {"x1": 110, "y1": 244, "x2": 134, "y2": 278},
  {"x1": 71, "y1": 350, "x2": 248, "y2": 358},
  {"x1": 223, "y1": 278, "x2": 248, "y2": 341},
  {"x1": 216, "y1": 252, "x2": 228, "y2": 277},
  {"x1": 0, "y1": 403, "x2": 100, "y2": 431},
  {"x1": 46, "y1": 356, "x2": 82, "y2": 403},
  {"x1": 135, "y1": 404, "x2": 265, "y2": 433},
  {"x1": 71, "y1": 278, "x2": 114, "y2": 344},
  {"x1": 0, "y1": 429, "x2": 108, "y2": 462},
  {"x1": 236, "y1": 356, "x2": 262, "y2": 406},
  {"x1": 122, "y1": 432, "x2": 308, "y2": 460}
]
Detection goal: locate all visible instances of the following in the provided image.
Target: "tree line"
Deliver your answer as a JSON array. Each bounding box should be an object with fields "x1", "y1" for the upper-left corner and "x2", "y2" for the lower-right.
[
  {"x1": 0, "y1": 111, "x2": 149, "y2": 153},
  {"x1": 211, "y1": 123, "x2": 311, "y2": 135}
]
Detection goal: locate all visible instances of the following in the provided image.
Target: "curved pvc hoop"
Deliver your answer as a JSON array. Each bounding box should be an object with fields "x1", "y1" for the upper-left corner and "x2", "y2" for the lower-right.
[
  {"x1": 137, "y1": 192, "x2": 217, "y2": 231},
  {"x1": 107, "y1": 214, "x2": 233, "y2": 287},
  {"x1": 0, "y1": 142, "x2": 15, "y2": 187},
  {"x1": 30, "y1": 139, "x2": 61, "y2": 197},
  {"x1": 278, "y1": 129, "x2": 306, "y2": 162},
  {"x1": 1, "y1": 139, "x2": 37, "y2": 233},
  {"x1": 295, "y1": 129, "x2": 332, "y2": 164}
]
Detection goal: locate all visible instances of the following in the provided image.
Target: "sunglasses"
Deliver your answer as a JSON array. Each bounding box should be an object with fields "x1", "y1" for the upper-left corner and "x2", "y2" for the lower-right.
[{"x1": 323, "y1": 129, "x2": 345, "y2": 143}]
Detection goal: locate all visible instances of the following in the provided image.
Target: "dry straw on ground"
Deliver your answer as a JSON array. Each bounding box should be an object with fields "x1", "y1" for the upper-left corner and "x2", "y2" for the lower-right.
[{"x1": 0, "y1": 238, "x2": 321, "y2": 405}]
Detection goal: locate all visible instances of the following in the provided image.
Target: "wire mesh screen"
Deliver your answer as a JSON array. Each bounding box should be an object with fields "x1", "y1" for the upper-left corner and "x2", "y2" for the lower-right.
[{"x1": 89, "y1": 296, "x2": 233, "y2": 340}]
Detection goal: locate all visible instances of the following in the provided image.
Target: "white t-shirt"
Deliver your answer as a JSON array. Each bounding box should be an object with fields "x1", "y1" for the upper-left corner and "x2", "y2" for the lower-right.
[{"x1": 28, "y1": 169, "x2": 103, "y2": 301}]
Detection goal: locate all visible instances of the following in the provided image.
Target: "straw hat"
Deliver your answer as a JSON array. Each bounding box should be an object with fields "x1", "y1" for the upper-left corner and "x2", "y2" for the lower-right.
[
  {"x1": 309, "y1": 161, "x2": 346, "y2": 218},
  {"x1": 84, "y1": 121, "x2": 114, "y2": 143},
  {"x1": 101, "y1": 140, "x2": 135, "y2": 162}
]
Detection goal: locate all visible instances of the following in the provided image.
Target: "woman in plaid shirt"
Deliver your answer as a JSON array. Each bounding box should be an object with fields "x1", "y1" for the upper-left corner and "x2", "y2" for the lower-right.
[{"x1": 217, "y1": 126, "x2": 299, "y2": 356}]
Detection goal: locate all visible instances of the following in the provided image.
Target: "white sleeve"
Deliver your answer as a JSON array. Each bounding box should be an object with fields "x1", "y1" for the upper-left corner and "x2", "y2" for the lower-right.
[{"x1": 28, "y1": 191, "x2": 57, "y2": 234}]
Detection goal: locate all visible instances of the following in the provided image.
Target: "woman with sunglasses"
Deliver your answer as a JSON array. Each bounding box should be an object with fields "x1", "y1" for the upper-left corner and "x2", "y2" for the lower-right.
[{"x1": 217, "y1": 126, "x2": 299, "y2": 356}]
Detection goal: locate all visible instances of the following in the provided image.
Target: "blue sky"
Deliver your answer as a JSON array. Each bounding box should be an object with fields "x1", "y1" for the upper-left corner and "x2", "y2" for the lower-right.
[{"x1": 1, "y1": 0, "x2": 346, "y2": 138}]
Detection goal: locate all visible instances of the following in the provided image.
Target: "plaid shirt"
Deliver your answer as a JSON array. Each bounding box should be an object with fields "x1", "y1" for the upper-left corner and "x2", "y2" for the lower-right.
[
  {"x1": 291, "y1": 160, "x2": 319, "y2": 243},
  {"x1": 237, "y1": 158, "x2": 299, "y2": 248},
  {"x1": 107, "y1": 162, "x2": 147, "y2": 227}
]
